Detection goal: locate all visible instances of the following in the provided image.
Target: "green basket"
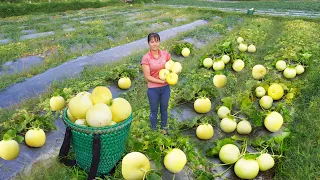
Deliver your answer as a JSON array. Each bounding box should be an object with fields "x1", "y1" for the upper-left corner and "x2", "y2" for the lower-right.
[
  {"x1": 247, "y1": 9, "x2": 255, "y2": 15},
  {"x1": 62, "y1": 108, "x2": 133, "y2": 176}
]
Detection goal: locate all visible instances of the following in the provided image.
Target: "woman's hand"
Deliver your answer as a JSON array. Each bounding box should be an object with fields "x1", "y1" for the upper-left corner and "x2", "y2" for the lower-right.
[{"x1": 142, "y1": 65, "x2": 167, "y2": 84}]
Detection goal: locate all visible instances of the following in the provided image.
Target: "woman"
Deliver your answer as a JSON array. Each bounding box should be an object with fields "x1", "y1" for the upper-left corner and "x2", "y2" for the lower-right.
[{"x1": 141, "y1": 32, "x2": 171, "y2": 134}]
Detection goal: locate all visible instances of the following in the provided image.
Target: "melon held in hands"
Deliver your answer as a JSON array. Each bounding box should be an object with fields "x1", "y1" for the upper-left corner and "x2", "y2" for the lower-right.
[
  {"x1": 171, "y1": 62, "x2": 182, "y2": 74},
  {"x1": 110, "y1": 98, "x2": 132, "y2": 123},
  {"x1": 165, "y1": 60, "x2": 174, "y2": 71},
  {"x1": 166, "y1": 72, "x2": 178, "y2": 85},
  {"x1": 159, "y1": 69, "x2": 170, "y2": 80},
  {"x1": 86, "y1": 103, "x2": 112, "y2": 127},
  {"x1": 164, "y1": 148, "x2": 187, "y2": 173}
]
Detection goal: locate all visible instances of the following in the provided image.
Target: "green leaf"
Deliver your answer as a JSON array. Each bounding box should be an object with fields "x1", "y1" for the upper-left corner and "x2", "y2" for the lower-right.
[
  {"x1": 53, "y1": 92, "x2": 60, "y2": 96},
  {"x1": 275, "y1": 103, "x2": 292, "y2": 123},
  {"x1": 3, "y1": 134, "x2": 12, "y2": 141},
  {"x1": 231, "y1": 135, "x2": 246, "y2": 141},
  {"x1": 241, "y1": 96, "x2": 252, "y2": 109},
  {"x1": 221, "y1": 97, "x2": 233, "y2": 110},
  {"x1": 15, "y1": 135, "x2": 24, "y2": 143},
  {"x1": 217, "y1": 138, "x2": 235, "y2": 148},
  {"x1": 251, "y1": 110, "x2": 263, "y2": 127},
  {"x1": 3, "y1": 129, "x2": 17, "y2": 140},
  {"x1": 195, "y1": 170, "x2": 214, "y2": 180},
  {"x1": 205, "y1": 148, "x2": 219, "y2": 157},
  {"x1": 271, "y1": 131, "x2": 291, "y2": 145},
  {"x1": 301, "y1": 52, "x2": 312, "y2": 60},
  {"x1": 132, "y1": 140, "x2": 144, "y2": 151},
  {"x1": 146, "y1": 173, "x2": 162, "y2": 180},
  {"x1": 244, "y1": 153, "x2": 260, "y2": 160},
  {"x1": 279, "y1": 83, "x2": 288, "y2": 91},
  {"x1": 206, "y1": 138, "x2": 236, "y2": 157},
  {"x1": 251, "y1": 136, "x2": 268, "y2": 147},
  {"x1": 197, "y1": 173, "x2": 211, "y2": 180},
  {"x1": 147, "y1": 147, "x2": 162, "y2": 168},
  {"x1": 222, "y1": 41, "x2": 231, "y2": 48},
  {"x1": 6, "y1": 129, "x2": 17, "y2": 137}
]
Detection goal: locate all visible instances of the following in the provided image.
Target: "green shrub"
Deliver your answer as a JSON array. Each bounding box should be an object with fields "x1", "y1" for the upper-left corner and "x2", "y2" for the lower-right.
[{"x1": 171, "y1": 41, "x2": 195, "y2": 56}]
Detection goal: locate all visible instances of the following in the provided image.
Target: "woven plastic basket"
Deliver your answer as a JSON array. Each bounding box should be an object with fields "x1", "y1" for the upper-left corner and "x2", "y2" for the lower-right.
[
  {"x1": 62, "y1": 108, "x2": 133, "y2": 176},
  {"x1": 247, "y1": 9, "x2": 255, "y2": 15}
]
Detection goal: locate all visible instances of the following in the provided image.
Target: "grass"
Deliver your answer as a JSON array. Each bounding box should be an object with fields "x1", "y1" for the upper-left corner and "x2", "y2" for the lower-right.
[
  {"x1": 1, "y1": 0, "x2": 114, "y2": 3},
  {"x1": 153, "y1": 0, "x2": 320, "y2": 12},
  {"x1": 270, "y1": 20, "x2": 320, "y2": 180},
  {"x1": 15, "y1": 157, "x2": 88, "y2": 180},
  {"x1": 276, "y1": 65, "x2": 320, "y2": 179},
  {"x1": 1, "y1": 5, "x2": 320, "y2": 180},
  {"x1": 0, "y1": 0, "x2": 120, "y2": 18},
  {"x1": 276, "y1": 86, "x2": 320, "y2": 179}
]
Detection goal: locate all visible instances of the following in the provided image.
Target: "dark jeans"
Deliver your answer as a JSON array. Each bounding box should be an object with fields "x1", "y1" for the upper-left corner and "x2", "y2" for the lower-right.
[{"x1": 147, "y1": 85, "x2": 170, "y2": 130}]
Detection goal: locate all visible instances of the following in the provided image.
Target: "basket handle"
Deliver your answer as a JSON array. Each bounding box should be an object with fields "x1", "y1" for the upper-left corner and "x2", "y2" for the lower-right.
[
  {"x1": 58, "y1": 127, "x2": 76, "y2": 166},
  {"x1": 88, "y1": 134, "x2": 101, "y2": 180},
  {"x1": 58, "y1": 127, "x2": 102, "y2": 180}
]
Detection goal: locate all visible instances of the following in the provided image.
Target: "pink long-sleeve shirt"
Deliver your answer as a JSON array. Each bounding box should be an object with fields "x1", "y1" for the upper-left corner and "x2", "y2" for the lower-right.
[{"x1": 141, "y1": 50, "x2": 171, "y2": 88}]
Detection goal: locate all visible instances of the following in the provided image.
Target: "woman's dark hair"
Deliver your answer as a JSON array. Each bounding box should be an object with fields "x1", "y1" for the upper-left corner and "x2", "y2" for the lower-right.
[{"x1": 147, "y1": 32, "x2": 160, "y2": 43}]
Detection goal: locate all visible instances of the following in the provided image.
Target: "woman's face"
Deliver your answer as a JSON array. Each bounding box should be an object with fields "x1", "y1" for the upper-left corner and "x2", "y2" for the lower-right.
[{"x1": 148, "y1": 37, "x2": 160, "y2": 51}]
